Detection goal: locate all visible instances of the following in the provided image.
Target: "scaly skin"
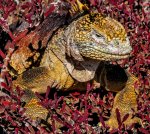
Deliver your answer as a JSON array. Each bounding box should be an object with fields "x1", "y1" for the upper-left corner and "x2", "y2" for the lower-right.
[
  {"x1": 13, "y1": 12, "x2": 132, "y2": 91},
  {"x1": 105, "y1": 73, "x2": 141, "y2": 129},
  {"x1": 97, "y1": 64, "x2": 141, "y2": 129},
  {"x1": 12, "y1": 12, "x2": 140, "y2": 129}
]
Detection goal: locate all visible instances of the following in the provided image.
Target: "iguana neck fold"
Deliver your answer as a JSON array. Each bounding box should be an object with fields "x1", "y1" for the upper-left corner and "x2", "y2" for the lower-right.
[{"x1": 46, "y1": 26, "x2": 100, "y2": 82}]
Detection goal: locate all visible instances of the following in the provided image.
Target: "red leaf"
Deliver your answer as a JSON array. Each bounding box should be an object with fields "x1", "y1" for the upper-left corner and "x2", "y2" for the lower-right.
[
  {"x1": 35, "y1": 92, "x2": 44, "y2": 100},
  {"x1": 139, "y1": 128, "x2": 149, "y2": 134},
  {"x1": 5, "y1": 41, "x2": 15, "y2": 50},
  {"x1": 54, "y1": 92, "x2": 57, "y2": 101},
  {"x1": 61, "y1": 101, "x2": 66, "y2": 112},
  {"x1": 74, "y1": 124, "x2": 81, "y2": 134},
  {"x1": 0, "y1": 63, "x2": 3, "y2": 67},
  {"x1": 7, "y1": 3, "x2": 16, "y2": 13},
  {"x1": 0, "y1": 49, "x2": 6, "y2": 59},
  {"x1": 13, "y1": 30, "x2": 28, "y2": 42},
  {"x1": 56, "y1": 96, "x2": 64, "y2": 106},
  {"x1": 1, "y1": 82, "x2": 10, "y2": 90},
  {"x1": 52, "y1": 115, "x2": 64, "y2": 125},
  {"x1": 45, "y1": 86, "x2": 51, "y2": 99},
  {"x1": 108, "y1": 0, "x2": 118, "y2": 5},
  {"x1": 2, "y1": 100, "x2": 11, "y2": 106},
  {"x1": 127, "y1": 0, "x2": 135, "y2": 4},
  {"x1": 99, "y1": 100, "x2": 104, "y2": 105},
  {"x1": 44, "y1": 5, "x2": 55, "y2": 17},
  {"x1": 27, "y1": 125, "x2": 35, "y2": 134},
  {"x1": 99, "y1": 115, "x2": 105, "y2": 127},
  {"x1": 21, "y1": 2, "x2": 32, "y2": 9},
  {"x1": 15, "y1": 128, "x2": 19, "y2": 134},
  {"x1": 7, "y1": 30, "x2": 14, "y2": 40},
  {"x1": 116, "y1": 108, "x2": 122, "y2": 126},
  {"x1": 110, "y1": 129, "x2": 118, "y2": 134},
  {"x1": 51, "y1": 119, "x2": 56, "y2": 132},
  {"x1": 145, "y1": 115, "x2": 150, "y2": 122},
  {"x1": 122, "y1": 113, "x2": 129, "y2": 123},
  {"x1": 89, "y1": 0, "x2": 97, "y2": 6},
  {"x1": 71, "y1": 92, "x2": 80, "y2": 96},
  {"x1": 0, "y1": 106, "x2": 5, "y2": 113}
]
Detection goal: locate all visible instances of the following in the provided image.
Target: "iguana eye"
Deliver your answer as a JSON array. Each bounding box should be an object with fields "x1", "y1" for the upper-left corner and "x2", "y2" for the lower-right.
[
  {"x1": 95, "y1": 33, "x2": 103, "y2": 38},
  {"x1": 91, "y1": 31, "x2": 105, "y2": 43},
  {"x1": 92, "y1": 30, "x2": 105, "y2": 39}
]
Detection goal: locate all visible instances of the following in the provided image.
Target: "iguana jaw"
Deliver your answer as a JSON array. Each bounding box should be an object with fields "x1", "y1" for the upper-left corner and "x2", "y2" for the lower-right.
[
  {"x1": 80, "y1": 49, "x2": 130, "y2": 61},
  {"x1": 78, "y1": 39, "x2": 132, "y2": 61}
]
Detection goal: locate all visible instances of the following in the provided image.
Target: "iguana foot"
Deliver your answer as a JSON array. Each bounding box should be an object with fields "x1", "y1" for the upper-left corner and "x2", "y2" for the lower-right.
[
  {"x1": 105, "y1": 116, "x2": 141, "y2": 130},
  {"x1": 24, "y1": 98, "x2": 48, "y2": 121},
  {"x1": 105, "y1": 72, "x2": 141, "y2": 129}
]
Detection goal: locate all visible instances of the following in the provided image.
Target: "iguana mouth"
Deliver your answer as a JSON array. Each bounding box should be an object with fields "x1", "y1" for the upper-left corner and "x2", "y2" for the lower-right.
[
  {"x1": 79, "y1": 46, "x2": 131, "y2": 61},
  {"x1": 109, "y1": 59, "x2": 126, "y2": 66},
  {"x1": 86, "y1": 53, "x2": 129, "y2": 61},
  {"x1": 78, "y1": 40, "x2": 132, "y2": 61}
]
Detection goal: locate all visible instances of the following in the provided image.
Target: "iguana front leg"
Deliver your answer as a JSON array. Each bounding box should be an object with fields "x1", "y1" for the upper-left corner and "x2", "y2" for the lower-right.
[
  {"x1": 13, "y1": 66, "x2": 74, "y2": 122},
  {"x1": 105, "y1": 72, "x2": 141, "y2": 129},
  {"x1": 12, "y1": 50, "x2": 75, "y2": 121},
  {"x1": 13, "y1": 49, "x2": 75, "y2": 93},
  {"x1": 12, "y1": 67, "x2": 58, "y2": 121},
  {"x1": 96, "y1": 63, "x2": 141, "y2": 129}
]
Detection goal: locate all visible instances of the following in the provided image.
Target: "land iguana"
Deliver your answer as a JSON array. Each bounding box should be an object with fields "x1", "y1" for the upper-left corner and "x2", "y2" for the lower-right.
[{"x1": 8, "y1": 1, "x2": 140, "y2": 129}]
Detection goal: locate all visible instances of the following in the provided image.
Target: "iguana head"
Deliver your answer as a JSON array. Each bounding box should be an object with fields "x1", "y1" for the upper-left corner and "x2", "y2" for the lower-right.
[
  {"x1": 50, "y1": 12, "x2": 132, "y2": 82},
  {"x1": 69, "y1": 13, "x2": 132, "y2": 61}
]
